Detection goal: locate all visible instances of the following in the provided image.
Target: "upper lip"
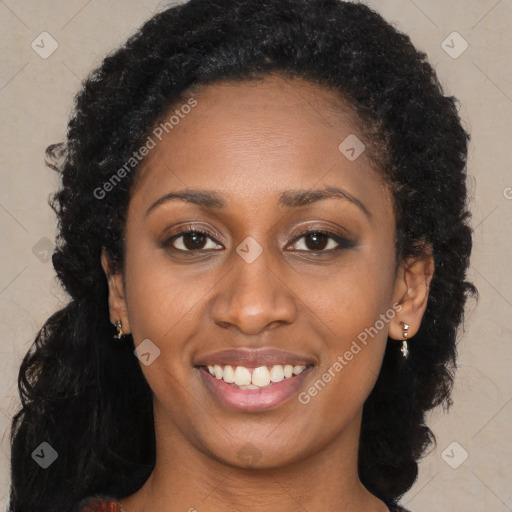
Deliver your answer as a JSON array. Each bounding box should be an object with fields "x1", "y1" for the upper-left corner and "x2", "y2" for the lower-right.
[{"x1": 194, "y1": 348, "x2": 316, "y2": 368}]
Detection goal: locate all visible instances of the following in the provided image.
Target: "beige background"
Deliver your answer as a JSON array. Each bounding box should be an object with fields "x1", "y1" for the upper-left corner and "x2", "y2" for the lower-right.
[{"x1": 1, "y1": 1, "x2": 511, "y2": 510}]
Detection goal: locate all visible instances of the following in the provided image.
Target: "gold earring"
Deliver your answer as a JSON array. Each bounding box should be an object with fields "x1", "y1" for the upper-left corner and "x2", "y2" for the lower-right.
[
  {"x1": 114, "y1": 320, "x2": 126, "y2": 340},
  {"x1": 401, "y1": 323, "x2": 409, "y2": 358}
]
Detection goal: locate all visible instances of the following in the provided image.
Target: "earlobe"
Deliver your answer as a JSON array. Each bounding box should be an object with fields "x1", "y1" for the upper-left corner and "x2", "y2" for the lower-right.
[
  {"x1": 389, "y1": 252, "x2": 434, "y2": 341},
  {"x1": 101, "y1": 249, "x2": 131, "y2": 334}
]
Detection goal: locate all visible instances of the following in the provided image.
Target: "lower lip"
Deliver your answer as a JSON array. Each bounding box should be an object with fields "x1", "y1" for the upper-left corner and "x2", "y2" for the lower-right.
[{"x1": 197, "y1": 365, "x2": 314, "y2": 412}]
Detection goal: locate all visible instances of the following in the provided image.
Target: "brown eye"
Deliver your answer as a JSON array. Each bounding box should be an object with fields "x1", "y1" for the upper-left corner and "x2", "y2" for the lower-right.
[
  {"x1": 164, "y1": 230, "x2": 223, "y2": 252},
  {"x1": 180, "y1": 232, "x2": 208, "y2": 250},
  {"x1": 289, "y1": 230, "x2": 353, "y2": 252},
  {"x1": 303, "y1": 232, "x2": 330, "y2": 250}
]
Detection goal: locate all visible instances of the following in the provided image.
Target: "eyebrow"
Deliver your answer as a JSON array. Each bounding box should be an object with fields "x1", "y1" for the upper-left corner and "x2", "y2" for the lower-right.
[
  {"x1": 145, "y1": 189, "x2": 226, "y2": 218},
  {"x1": 144, "y1": 185, "x2": 370, "y2": 219},
  {"x1": 280, "y1": 185, "x2": 370, "y2": 218}
]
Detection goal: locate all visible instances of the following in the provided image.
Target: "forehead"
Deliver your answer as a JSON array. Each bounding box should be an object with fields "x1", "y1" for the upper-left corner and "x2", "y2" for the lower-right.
[{"x1": 130, "y1": 74, "x2": 391, "y2": 216}]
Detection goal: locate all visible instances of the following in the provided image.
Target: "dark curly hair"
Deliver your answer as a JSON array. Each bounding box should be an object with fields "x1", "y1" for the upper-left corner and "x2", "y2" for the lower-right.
[{"x1": 9, "y1": 0, "x2": 476, "y2": 510}]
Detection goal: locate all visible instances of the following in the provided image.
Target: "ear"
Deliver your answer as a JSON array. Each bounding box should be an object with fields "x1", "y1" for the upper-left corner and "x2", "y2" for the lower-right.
[
  {"x1": 388, "y1": 248, "x2": 434, "y2": 341},
  {"x1": 101, "y1": 248, "x2": 131, "y2": 334}
]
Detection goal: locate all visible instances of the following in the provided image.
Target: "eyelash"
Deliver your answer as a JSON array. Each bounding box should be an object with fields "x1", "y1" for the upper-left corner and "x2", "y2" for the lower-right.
[
  {"x1": 161, "y1": 226, "x2": 355, "y2": 254},
  {"x1": 288, "y1": 229, "x2": 355, "y2": 252}
]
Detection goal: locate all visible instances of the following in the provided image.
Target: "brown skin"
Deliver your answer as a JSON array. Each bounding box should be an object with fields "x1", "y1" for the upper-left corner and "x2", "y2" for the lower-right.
[{"x1": 101, "y1": 74, "x2": 434, "y2": 512}]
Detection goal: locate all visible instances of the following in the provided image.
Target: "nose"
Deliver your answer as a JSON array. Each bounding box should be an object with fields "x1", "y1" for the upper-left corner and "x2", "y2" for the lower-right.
[{"x1": 210, "y1": 245, "x2": 297, "y2": 335}]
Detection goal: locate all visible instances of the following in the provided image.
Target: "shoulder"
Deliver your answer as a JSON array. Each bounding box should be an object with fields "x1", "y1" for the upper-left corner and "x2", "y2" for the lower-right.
[{"x1": 73, "y1": 494, "x2": 125, "y2": 512}]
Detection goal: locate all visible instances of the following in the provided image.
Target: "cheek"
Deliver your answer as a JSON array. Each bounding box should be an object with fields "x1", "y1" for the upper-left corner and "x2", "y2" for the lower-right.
[
  {"x1": 296, "y1": 294, "x2": 391, "y2": 436},
  {"x1": 295, "y1": 250, "x2": 395, "y2": 404},
  {"x1": 122, "y1": 248, "x2": 206, "y2": 411},
  {"x1": 297, "y1": 251, "x2": 395, "y2": 340},
  {"x1": 124, "y1": 243, "x2": 210, "y2": 341}
]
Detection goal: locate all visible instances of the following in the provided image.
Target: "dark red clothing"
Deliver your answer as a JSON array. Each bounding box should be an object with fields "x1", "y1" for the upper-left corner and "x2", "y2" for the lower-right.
[
  {"x1": 76, "y1": 495, "x2": 411, "y2": 511},
  {"x1": 75, "y1": 496, "x2": 124, "y2": 511}
]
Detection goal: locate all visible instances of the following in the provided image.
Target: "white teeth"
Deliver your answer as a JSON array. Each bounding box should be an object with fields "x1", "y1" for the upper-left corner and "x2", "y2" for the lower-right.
[
  {"x1": 214, "y1": 364, "x2": 223, "y2": 379},
  {"x1": 292, "y1": 365, "x2": 306, "y2": 375},
  {"x1": 222, "y1": 364, "x2": 235, "y2": 383},
  {"x1": 269, "y1": 365, "x2": 284, "y2": 382},
  {"x1": 252, "y1": 366, "x2": 271, "y2": 387},
  {"x1": 205, "y1": 363, "x2": 309, "y2": 388},
  {"x1": 234, "y1": 366, "x2": 252, "y2": 386}
]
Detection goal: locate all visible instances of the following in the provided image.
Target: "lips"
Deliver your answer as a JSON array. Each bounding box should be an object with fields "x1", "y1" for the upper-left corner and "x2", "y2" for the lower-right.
[
  {"x1": 194, "y1": 347, "x2": 316, "y2": 368},
  {"x1": 197, "y1": 364, "x2": 314, "y2": 412},
  {"x1": 194, "y1": 347, "x2": 316, "y2": 411}
]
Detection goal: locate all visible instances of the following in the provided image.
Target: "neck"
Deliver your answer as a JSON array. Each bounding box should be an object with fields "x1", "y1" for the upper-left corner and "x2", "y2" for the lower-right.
[{"x1": 120, "y1": 403, "x2": 389, "y2": 512}]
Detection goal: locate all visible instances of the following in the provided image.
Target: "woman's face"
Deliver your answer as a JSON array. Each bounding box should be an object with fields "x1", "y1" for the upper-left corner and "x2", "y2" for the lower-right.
[{"x1": 107, "y1": 74, "x2": 407, "y2": 468}]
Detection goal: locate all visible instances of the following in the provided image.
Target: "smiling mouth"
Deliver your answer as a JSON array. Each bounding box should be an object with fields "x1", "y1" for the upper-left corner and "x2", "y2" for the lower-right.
[{"x1": 197, "y1": 363, "x2": 314, "y2": 389}]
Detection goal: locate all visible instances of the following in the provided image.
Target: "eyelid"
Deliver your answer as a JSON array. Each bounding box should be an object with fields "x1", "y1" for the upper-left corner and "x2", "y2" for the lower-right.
[
  {"x1": 287, "y1": 220, "x2": 353, "y2": 241},
  {"x1": 161, "y1": 222, "x2": 355, "y2": 254},
  {"x1": 160, "y1": 223, "x2": 225, "y2": 253},
  {"x1": 286, "y1": 228, "x2": 355, "y2": 252},
  {"x1": 162, "y1": 222, "x2": 225, "y2": 245}
]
